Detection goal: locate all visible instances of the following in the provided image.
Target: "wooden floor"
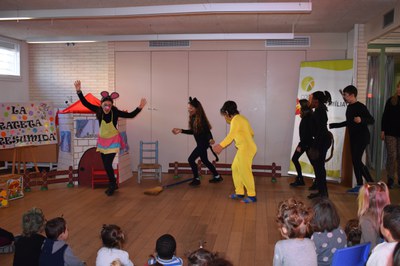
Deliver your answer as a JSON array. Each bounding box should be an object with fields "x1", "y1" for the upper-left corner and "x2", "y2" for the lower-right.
[{"x1": 1, "y1": 173, "x2": 399, "y2": 266}]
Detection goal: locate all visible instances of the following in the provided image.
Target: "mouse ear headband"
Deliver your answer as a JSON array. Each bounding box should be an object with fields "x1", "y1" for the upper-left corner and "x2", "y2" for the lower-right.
[
  {"x1": 100, "y1": 91, "x2": 120, "y2": 103},
  {"x1": 188, "y1": 97, "x2": 200, "y2": 108}
]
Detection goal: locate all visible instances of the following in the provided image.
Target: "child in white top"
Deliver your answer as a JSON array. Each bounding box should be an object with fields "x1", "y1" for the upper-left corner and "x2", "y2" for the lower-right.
[
  {"x1": 147, "y1": 234, "x2": 183, "y2": 266},
  {"x1": 96, "y1": 224, "x2": 134, "y2": 266}
]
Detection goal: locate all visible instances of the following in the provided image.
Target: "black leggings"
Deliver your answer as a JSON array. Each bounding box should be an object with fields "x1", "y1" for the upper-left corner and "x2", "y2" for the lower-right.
[
  {"x1": 308, "y1": 139, "x2": 330, "y2": 196},
  {"x1": 101, "y1": 153, "x2": 117, "y2": 187},
  {"x1": 350, "y1": 140, "x2": 373, "y2": 185},
  {"x1": 188, "y1": 145, "x2": 219, "y2": 179},
  {"x1": 292, "y1": 145, "x2": 305, "y2": 178}
]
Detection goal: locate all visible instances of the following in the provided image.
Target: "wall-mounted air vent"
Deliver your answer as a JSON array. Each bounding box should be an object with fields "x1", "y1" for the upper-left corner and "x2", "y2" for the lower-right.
[
  {"x1": 265, "y1": 36, "x2": 310, "y2": 48},
  {"x1": 149, "y1": 40, "x2": 190, "y2": 48},
  {"x1": 383, "y1": 9, "x2": 394, "y2": 28}
]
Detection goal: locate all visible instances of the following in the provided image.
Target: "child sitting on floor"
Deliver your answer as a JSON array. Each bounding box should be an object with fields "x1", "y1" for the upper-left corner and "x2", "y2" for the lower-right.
[
  {"x1": 96, "y1": 224, "x2": 133, "y2": 266},
  {"x1": 13, "y1": 207, "x2": 46, "y2": 266},
  {"x1": 273, "y1": 198, "x2": 317, "y2": 266},
  {"x1": 148, "y1": 234, "x2": 183, "y2": 266},
  {"x1": 0, "y1": 227, "x2": 14, "y2": 254},
  {"x1": 39, "y1": 217, "x2": 85, "y2": 266},
  {"x1": 367, "y1": 204, "x2": 400, "y2": 266},
  {"x1": 344, "y1": 218, "x2": 362, "y2": 247},
  {"x1": 310, "y1": 198, "x2": 347, "y2": 266},
  {"x1": 358, "y1": 182, "x2": 391, "y2": 250},
  {"x1": 187, "y1": 247, "x2": 232, "y2": 266}
]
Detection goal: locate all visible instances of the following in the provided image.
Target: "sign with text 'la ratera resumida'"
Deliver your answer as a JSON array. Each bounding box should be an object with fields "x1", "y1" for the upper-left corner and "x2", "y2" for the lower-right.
[{"x1": 0, "y1": 102, "x2": 57, "y2": 149}]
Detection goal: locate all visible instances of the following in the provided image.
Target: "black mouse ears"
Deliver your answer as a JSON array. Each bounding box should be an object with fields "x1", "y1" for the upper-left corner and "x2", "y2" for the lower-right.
[
  {"x1": 189, "y1": 96, "x2": 199, "y2": 107},
  {"x1": 100, "y1": 91, "x2": 120, "y2": 100}
]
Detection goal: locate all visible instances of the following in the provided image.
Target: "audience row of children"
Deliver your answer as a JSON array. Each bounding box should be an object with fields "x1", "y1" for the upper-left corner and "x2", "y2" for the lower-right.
[
  {"x1": 0, "y1": 207, "x2": 232, "y2": 266},
  {"x1": 1, "y1": 181, "x2": 398, "y2": 266},
  {"x1": 274, "y1": 181, "x2": 400, "y2": 266}
]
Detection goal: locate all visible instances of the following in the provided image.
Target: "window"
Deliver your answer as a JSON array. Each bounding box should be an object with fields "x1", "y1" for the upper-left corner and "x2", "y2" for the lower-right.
[{"x1": 0, "y1": 39, "x2": 20, "y2": 76}]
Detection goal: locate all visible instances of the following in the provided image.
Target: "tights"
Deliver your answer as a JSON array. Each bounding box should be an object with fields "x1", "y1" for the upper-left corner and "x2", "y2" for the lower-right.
[
  {"x1": 350, "y1": 140, "x2": 373, "y2": 185},
  {"x1": 188, "y1": 145, "x2": 218, "y2": 179},
  {"x1": 292, "y1": 146, "x2": 305, "y2": 178},
  {"x1": 100, "y1": 153, "x2": 117, "y2": 188}
]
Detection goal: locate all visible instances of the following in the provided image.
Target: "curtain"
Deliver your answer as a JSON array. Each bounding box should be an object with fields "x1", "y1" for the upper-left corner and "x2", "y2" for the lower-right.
[
  {"x1": 366, "y1": 55, "x2": 380, "y2": 169},
  {"x1": 381, "y1": 56, "x2": 395, "y2": 170},
  {"x1": 366, "y1": 55, "x2": 394, "y2": 170}
]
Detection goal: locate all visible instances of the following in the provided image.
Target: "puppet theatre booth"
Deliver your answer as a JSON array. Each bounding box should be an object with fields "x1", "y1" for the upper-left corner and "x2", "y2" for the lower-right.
[{"x1": 57, "y1": 93, "x2": 132, "y2": 187}]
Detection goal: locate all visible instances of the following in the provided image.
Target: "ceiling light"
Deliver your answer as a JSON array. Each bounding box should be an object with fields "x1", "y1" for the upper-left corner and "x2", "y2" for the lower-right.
[
  {"x1": 26, "y1": 33, "x2": 294, "y2": 43},
  {"x1": 27, "y1": 40, "x2": 97, "y2": 44},
  {"x1": 0, "y1": 17, "x2": 32, "y2": 21},
  {"x1": 0, "y1": 2, "x2": 311, "y2": 20}
]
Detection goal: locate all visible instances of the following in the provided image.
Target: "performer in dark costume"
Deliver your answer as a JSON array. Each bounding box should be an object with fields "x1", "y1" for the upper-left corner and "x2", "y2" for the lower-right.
[
  {"x1": 172, "y1": 97, "x2": 222, "y2": 186},
  {"x1": 330, "y1": 85, "x2": 374, "y2": 193},
  {"x1": 290, "y1": 99, "x2": 314, "y2": 187},
  {"x1": 74, "y1": 80, "x2": 147, "y2": 196},
  {"x1": 381, "y1": 81, "x2": 400, "y2": 188},
  {"x1": 307, "y1": 91, "x2": 332, "y2": 199}
]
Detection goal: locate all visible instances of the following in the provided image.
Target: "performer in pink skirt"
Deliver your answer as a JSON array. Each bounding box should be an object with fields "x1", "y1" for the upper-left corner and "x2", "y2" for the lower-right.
[{"x1": 74, "y1": 80, "x2": 147, "y2": 196}]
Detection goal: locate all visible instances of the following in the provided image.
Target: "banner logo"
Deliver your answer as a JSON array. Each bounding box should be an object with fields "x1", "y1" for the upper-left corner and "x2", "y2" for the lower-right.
[{"x1": 301, "y1": 76, "x2": 315, "y2": 92}]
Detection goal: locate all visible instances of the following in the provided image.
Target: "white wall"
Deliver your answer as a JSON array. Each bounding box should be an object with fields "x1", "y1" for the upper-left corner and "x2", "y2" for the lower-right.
[
  {"x1": 28, "y1": 42, "x2": 114, "y2": 108},
  {"x1": 114, "y1": 33, "x2": 349, "y2": 173},
  {"x1": 0, "y1": 39, "x2": 29, "y2": 102}
]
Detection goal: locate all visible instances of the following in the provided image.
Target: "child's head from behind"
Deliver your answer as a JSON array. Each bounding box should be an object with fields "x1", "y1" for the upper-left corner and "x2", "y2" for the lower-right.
[
  {"x1": 207, "y1": 258, "x2": 233, "y2": 266},
  {"x1": 344, "y1": 219, "x2": 361, "y2": 246},
  {"x1": 311, "y1": 198, "x2": 340, "y2": 232},
  {"x1": 156, "y1": 234, "x2": 176, "y2": 260},
  {"x1": 22, "y1": 207, "x2": 45, "y2": 237},
  {"x1": 381, "y1": 204, "x2": 400, "y2": 242},
  {"x1": 187, "y1": 248, "x2": 217, "y2": 266},
  {"x1": 111, "y1": 259, "x2": 121, "y2": 266},
  {"x1": 45, "y1": 217, "x2": 68, "y2": 241},
  {"x1": 358, "y1": 182, "x2": 390, "y2": 228},
  {"x1": 101, "y1": 224, "x2": 125, "y2": 249},
  {"x1": 276, "y1": 198, "x2": 313, "y2": 239}
]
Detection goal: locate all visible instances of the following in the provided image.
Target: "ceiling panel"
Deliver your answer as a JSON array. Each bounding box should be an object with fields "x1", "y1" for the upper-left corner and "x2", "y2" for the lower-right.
[{"x1": 0, "y1": 0, "x2": 398, "y2": 42}]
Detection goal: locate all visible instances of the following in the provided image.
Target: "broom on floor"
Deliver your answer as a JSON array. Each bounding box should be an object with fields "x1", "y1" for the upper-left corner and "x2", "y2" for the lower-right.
[{"x1": 144, "y1": 177, "x2": 193, "y2": 196}]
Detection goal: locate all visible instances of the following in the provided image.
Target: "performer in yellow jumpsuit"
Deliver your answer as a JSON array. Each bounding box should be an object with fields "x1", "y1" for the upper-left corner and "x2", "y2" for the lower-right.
[{"x1": 213, "y1": 101, "x2": 257, "y2": 203}]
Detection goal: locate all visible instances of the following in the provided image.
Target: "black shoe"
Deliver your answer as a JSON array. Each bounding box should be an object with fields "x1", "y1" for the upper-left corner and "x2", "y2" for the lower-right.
[
  {"x1": 290, "y1": 179, "x2": 305, "y2": 187},
  {"x1": 308, "y1": 192, "x2": 328, "y2": 199},
  {"x1": 309, "y1": 181, "x2": 317, "y2": 191},
  {"x1": 189, "y1": 179, "x2": 201, "y2": 186},
  {"x1": 105, "y1": 187, "x2": 115, "y2": 196},
  {"x1": 307, "y1": 192, "x2": 322, "y2": 199},
  {"x1": 209, "y1": 176, "x2": 223, "y2": 183},
  {"x1": 388, "y1": 178, "x2": 394, "y2": 189}
]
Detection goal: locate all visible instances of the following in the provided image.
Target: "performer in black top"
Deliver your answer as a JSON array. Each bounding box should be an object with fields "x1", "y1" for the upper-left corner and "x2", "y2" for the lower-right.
[
  {"x1": 381, "y1": 81, "x2": 400, "y2": 188},
  {"x1": 290, "y1": 99, "x2": 314, "y2": 187},
  {"x1": 172, "y1": 97, "x2": 222, "y2": 186},
  {"x1": 74, "y1": 80, "x2": 147, "y2": 196},
  {"x1": 330, "y1": 85, "x2": 374, "y2": 193},
  {"x1": 307, "y1": 91, "x2": 332, "y2": 199}
]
